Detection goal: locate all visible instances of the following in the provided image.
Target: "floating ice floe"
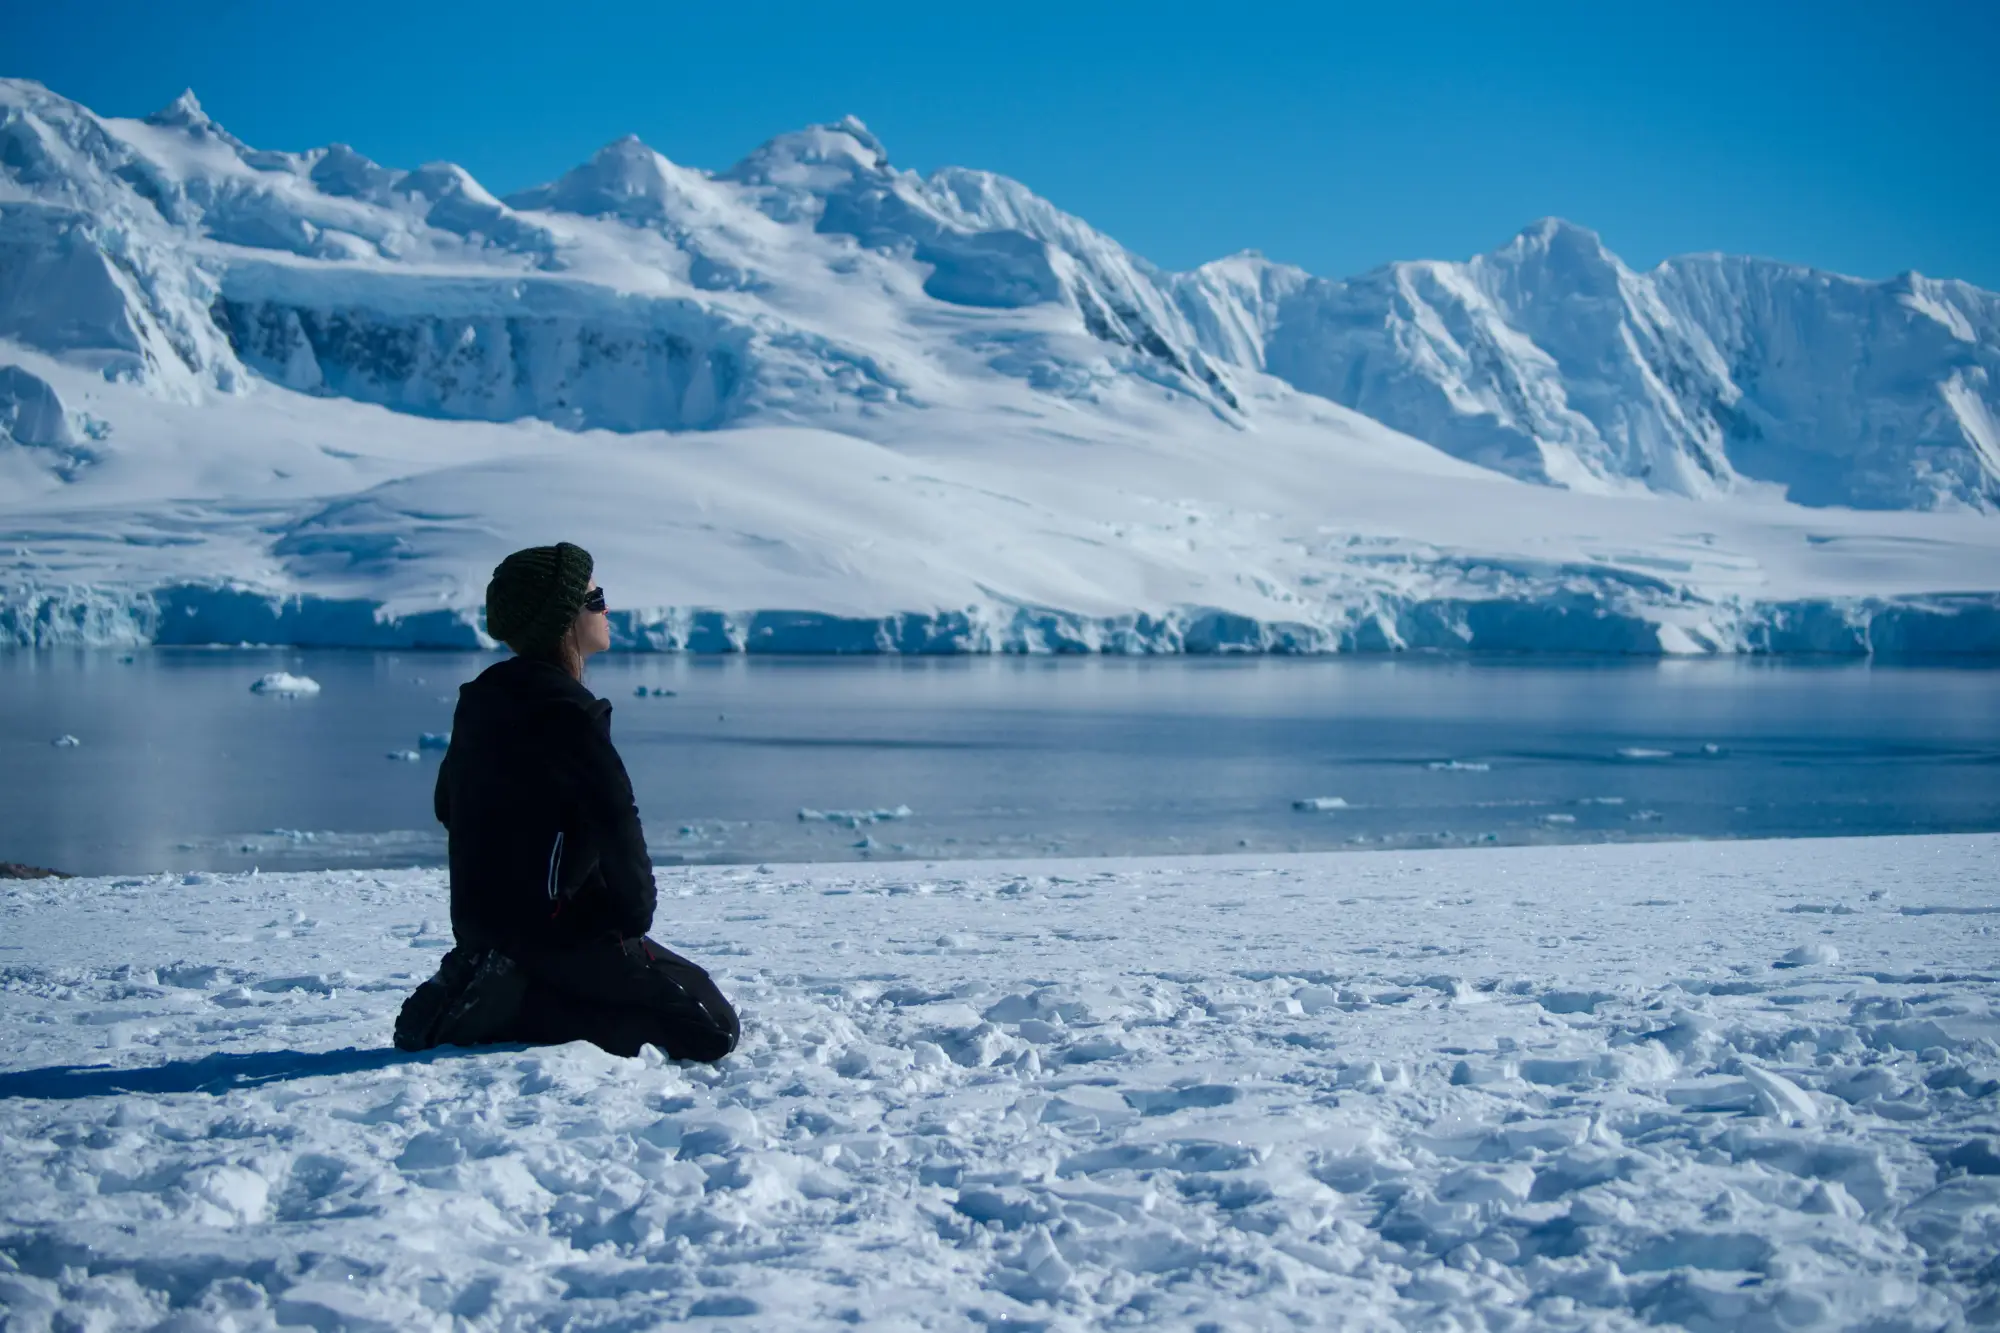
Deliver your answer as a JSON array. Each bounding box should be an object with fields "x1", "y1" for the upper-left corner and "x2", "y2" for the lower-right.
[
  {"x1": 1616, "y1": 746, "x2": 1671, "y2": 759},
  {"x1": 799, "y1": 805, "x2": 912, "y2": 828},
  {"x1": 417, "y1": 732, "x2": 450, "y2": 750},
  {"x1": 249, "y1": 672, "x2": 320, "y2": 696},
  {"x1": 49, "y1": 734, "x2": 80, "y2": 748},
  {"x1": 1292, "y1": 797, "x2": 1349, "y2": 812},
  {"x1": 1541, "y1": 812, "x2": 1578, "y2": 824},
  {"x1": 384, "y1": 750, "x2": 421, "y2": 763},
  {"x1": 1427, "y1": 760, "x2": 1490, "y2": 771}
]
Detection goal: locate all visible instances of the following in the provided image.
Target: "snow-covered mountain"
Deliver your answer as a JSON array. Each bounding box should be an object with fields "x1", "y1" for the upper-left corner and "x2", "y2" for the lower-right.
[
  {"x1": 1, "y1": 78, "x2": 1997, "y2": 652},
  {"x1": 1178, "y1": 222, "x2": 2000, "y2": 509},
  {"x1": 0, "y1": 81, "x2": 1242, "y2": 440}
]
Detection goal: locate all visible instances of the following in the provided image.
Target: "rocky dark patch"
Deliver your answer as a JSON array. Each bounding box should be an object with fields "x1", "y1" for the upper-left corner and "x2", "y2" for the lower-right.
[{"x1": 0, "y1": 861, "x2": 70, "y2": 879}]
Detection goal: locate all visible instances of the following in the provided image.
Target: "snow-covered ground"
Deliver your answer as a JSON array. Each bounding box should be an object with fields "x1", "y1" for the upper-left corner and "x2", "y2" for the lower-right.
[{"x1": 3, "y1": 836, "x2": 1996, "y2": 1329}]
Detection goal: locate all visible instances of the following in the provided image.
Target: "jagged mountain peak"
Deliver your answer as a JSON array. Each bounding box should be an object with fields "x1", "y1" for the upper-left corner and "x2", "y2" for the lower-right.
[
  {"x1": 1192, "y1": 249, "x2": 1306, "y2": 282},
  {"x1": 723, "y1": 116, "x2": 892, "y2": 189},
  {"x1": 1515, "y1": 215, "x2": 1602, "y2": 244},
  {"x1": 1467, "y1": 217, "x2": 1632, "y2": 310},
  {"x1": 588, "y1": 133, "x2": 664, "y2": 167},
  {"x1": 306, "y1": 143, "x2": 399, "y2": 200},
  {"x1": 925, "y1": 167, "x2": 1084, "y2": 242},
  {"x1": 146, "y1": 89, "x2": 207, "y2": 126},
  {"x1": 828, "y1": 114, "x2": 886, "y2": 158},
  {"x1": 504, "y1": 134, "x2": 708, "y2": 222},
  {"x1": 142, "y1": 88, "x2": 246, "y2": 151},
  {"x1": 1486, "y1": 216, "x2": 1622, "y2": 273},
  {"x1": 399, "y1": 160, "x2": 499, "y2": 207}
]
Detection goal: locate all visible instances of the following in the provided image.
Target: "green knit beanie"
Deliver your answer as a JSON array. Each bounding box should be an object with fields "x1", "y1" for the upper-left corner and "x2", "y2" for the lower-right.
[{"x1": 485, "y1": 542, "x2": 595, "y2": 653}]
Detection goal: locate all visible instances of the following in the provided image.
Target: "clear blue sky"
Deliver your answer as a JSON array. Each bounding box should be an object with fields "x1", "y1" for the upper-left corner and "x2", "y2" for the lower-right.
[{"x1": 7, "y1": 0, "x2": 1997, "y2": 286}]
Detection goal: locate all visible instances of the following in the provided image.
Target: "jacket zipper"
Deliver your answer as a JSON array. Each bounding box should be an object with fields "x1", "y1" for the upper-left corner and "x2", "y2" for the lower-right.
[{"x1": 545, "y1": 830, "x2": 565, "y2": 914}]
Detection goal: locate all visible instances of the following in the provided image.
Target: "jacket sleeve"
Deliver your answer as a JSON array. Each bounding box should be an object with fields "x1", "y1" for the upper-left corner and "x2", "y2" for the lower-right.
[
  {"x1": 433, "y1": 745, "x2": 453, "y2": 828},
  {"x1": 557, "y1": 706, "x2": 656, "y2": 939}
]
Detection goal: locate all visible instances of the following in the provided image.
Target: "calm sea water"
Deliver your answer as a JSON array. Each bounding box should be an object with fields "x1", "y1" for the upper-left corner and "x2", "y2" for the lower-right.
[{"x1": 1, "y1": 650, "x2": 1995, "y2": 876}]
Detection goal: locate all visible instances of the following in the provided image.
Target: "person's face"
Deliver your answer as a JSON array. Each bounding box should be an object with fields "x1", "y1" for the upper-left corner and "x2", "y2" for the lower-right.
[{"x1": 575, "y1": 583, "x2": 612, "y2": 656}]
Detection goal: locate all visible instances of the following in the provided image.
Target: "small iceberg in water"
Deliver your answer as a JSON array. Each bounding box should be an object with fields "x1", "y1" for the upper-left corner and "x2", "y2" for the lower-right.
[
  {"x1": 1292, "y1": 797, "x2": 1349, "y2": 812},
  {"x1": 799, "y1": 805, "x2": 912, "y2": 829},
  {"x1": 251, "y1": 672, "x2": 320, "y2": 696},
  {"x1": 1616, "y1": 746, "x2": 1670, "y2": 759},
  {"x1": 50, "y1": 734, "x2": 80, "y2": 748},
  {"x1": 385, "y1": 749, "x2": 421, "y2": 763},
  {"x1": 417, "y1": 732, "x2": 451, "y2": 750},
  {"x1": 1427, "y1": 760, "x2": 1490, "y2": 772}
]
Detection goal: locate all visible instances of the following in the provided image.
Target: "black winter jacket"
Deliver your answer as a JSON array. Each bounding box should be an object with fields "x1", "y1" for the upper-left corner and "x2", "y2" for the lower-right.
[{"x1": 434, "y1": 656, "x2": 656, "y2": 958}]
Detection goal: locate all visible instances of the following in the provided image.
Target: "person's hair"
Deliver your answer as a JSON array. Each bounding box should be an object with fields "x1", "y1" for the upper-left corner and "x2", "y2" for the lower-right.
[{"x1": 509, "y1": 619, "x2": 586, "y2": 680}]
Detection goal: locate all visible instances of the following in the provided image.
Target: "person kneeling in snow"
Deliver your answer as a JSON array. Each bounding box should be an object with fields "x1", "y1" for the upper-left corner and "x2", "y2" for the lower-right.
[{"x1": 395, "y1": 542, "x2": 739, "y2": 1062}]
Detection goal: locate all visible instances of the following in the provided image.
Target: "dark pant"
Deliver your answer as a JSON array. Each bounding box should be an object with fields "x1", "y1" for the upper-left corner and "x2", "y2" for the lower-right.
[
  {"x1": 397, "y1": 938, "x2": 739, "y2": 1063},
  {"x1": 517, "y1": 937, "x2": 740, "y2": 1063}
]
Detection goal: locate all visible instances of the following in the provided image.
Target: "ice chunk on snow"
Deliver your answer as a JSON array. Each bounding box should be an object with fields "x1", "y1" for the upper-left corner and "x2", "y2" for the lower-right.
[
  {"x1": 1776, "y1": 942, "x2": 1840, "y2": 968},
  {"x1": 1740, "y1": 1062, "x2": 1823, "y2": 1125},
  {"x1": 1539, "y1": 990, "x2": 1616, "y2": 1014},
  {"x1": 184, "y1": 1164, "x2": 270, "y2": 1225},
  {"x1": 1001, "y1": 1227, "x2": 1076, "y2": 1302},
  {"x1": 49, "y1": 734, "x2": 80, "y2": 748},
  {"x1": 249, "y1": 672, "x2": 320, "y2": 695},
  {"x1": 1293, "y1": 797, "x2": 1349, "y2": 811}
]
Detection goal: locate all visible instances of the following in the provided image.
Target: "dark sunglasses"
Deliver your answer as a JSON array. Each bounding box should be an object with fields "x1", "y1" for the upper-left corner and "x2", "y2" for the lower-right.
[{"x1": 581, "y1": 588, "x2": 607, "y2": 614}]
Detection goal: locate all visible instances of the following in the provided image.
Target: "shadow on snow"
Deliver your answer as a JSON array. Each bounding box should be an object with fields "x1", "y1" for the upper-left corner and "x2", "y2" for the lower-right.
[{"x1": 0, "y1": 1044, "x2": 514, "y2": 1099}]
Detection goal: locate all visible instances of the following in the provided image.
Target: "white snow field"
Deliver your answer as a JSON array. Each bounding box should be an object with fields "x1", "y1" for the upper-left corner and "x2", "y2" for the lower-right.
[
  {"x1": 3, "y1": 835, "x2": 1996, "y2": 1329},
  {"x1": 3, "y1": 79, "x2": 2000, "y2": 653}
]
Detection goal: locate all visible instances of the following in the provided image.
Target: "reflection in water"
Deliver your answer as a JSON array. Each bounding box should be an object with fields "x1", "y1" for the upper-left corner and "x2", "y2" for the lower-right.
[{"x1": 1, "y1": 650, "x2": 1996, "y2": 875}]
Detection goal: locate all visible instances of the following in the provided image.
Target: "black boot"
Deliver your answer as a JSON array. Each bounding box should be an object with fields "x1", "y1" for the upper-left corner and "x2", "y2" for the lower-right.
[{"x1": 394, "y1": 948, "x2": 527, "y2": 1051}]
